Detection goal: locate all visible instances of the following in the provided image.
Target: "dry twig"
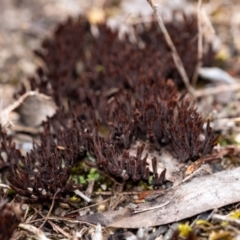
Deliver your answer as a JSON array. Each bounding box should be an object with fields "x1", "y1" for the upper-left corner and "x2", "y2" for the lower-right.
[
  {"x1": 67, "y1": 198, "x2": 111, "y2": 215},
  {"x1": 146, "y1": 0, "x2": 195, "y2": 96},
  {"x1": 47, "y1": 220, "x2": 71, "y2": 238},
  {"x1": 39, "y1": 188, "x2": 60, "y2": 229},
  {"x1": 131, "y1": 201, "x2": 169, "y2": 214}
]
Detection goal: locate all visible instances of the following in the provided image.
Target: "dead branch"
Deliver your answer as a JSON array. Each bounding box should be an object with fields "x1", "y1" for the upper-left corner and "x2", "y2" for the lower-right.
[{"x1": 39, "y1": 188, "x2": 60, "y2": 229}]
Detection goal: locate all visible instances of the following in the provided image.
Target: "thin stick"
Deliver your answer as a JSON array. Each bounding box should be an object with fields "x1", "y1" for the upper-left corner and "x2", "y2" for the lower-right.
[
  {"x1": 47, "y1": 220, "x2": 71, "y2": 238},
  {"x1": 202, "y1": 8, "x2": 216, "y2": 37},
  {"x1": 39, "y1": 188, "x2": 60, "y2": 229},
  {"x1": 192, "y1": 0, "x2": 203, "y2": 87},
  {"x1": 94, "y1": 190, "x2": 154, "y2": 195},
  {"x1": 131, "y1": 201, "x2": 169, "y2": 214},
  {"x1": 66, "y1": 197, "x2": 111, "y2": 215},
  {"x1": 146, "y1": 0, "x2": 195, "y2": 96}
]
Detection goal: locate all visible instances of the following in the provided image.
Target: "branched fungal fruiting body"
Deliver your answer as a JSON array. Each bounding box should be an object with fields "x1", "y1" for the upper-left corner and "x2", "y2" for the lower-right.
[
  {"x1": 8, "y1": 113, "x2": 85, "y2": 203},
  {"x1": 3, "y1": 12, "x2": 217, "y2": 201}
]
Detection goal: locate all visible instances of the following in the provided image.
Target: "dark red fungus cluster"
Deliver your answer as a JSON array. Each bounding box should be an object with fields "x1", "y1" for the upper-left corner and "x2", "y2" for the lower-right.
[
  {"x1": 0, "y1": 12, "x2": 217, "y2": 203},
  {"x1": 6, "y1": 115, "x2": 83, "y2": 203},
  {"x1": 30, "y1": 12, "x2": 214, "y2": 111},
  {"x1": 106, "y1": 80, "x2": 217, "y2": 162}
]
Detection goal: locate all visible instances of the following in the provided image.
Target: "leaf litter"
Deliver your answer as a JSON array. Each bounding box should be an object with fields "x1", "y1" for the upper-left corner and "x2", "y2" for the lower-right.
[{"x1": 79, "y1": 166, "x2": 240, "y2": 228}]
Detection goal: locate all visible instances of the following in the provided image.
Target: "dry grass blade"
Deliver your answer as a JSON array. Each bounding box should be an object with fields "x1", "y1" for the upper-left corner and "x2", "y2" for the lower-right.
[
  {"x1": 131, "y1": 201, "x2": 169, "y2": 214},
  {"x1": 39, "y1": 188, "x2": 60, "y2": 229},
  {"x1": 67, "y1": 198, "x2": 111, "y2": 215},
  {"x1": 47, "y1": 220, "x2": 71, "y2": 238}
]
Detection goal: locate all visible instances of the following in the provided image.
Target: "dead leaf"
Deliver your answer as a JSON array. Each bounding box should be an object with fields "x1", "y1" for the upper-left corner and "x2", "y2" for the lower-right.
[
  {"x1": 185, "y1": 148, "x2": 229, "y2": 175},
  {"x1": 0, "y1": 91, "x2": 57, "y2": 129},
  {"x1": 78, "y1": 167, "x2": 240, "y2": 228}
]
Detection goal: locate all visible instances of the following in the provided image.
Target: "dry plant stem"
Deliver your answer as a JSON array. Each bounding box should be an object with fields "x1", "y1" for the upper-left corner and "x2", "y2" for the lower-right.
[
  {"x1": 146, "y1": 0, "x2": 195, "y2": 96},
  {"x1": 51, "y1": 217, "x2": 97, "y2": 226},
  {"x1": 183, "y1": 166, "x2": 209, "y2": 182},
  {"x1": 32, "y1": 210, "x2": 89, "y2": 238},
  {"x1": 18, "y1": 223, "x2": 50, "y2": 240},
  {"x1": 131, "y1": 201, "x2": 169, "y2": 214},
  {"x1": 202, "y1": 8, "x2": 216, "y2": 37},
  {"x1": 192, "y1": 0, "x2": 203, "y2": 87},
  {"x1": 39, "y1": 188, "x2": 60, "y2": 229},
  {"x1": 31, "y1": 210, "x2": 99, "y2": 227},
  {"x1": 95, "y1": 191, "x2": 160, "y2": 196},
  {"x1": 67, "y1": 198, "x2": 111, "y2": 215},
  {"x1": 47, "y1": 220, "x2": 70, "y2": 238},
  {"x1": 85, "y1": 180, "x2": 95, "y2": 199},
  {"x1": 110, "y1": 194, "x2": 126, "y2": 211},
  {"x1": 23, "y1": 204, "x2": 30, "y2": 221},
  {"x1": 110, "y1": 182, "x2": 125, "y2": 210}
]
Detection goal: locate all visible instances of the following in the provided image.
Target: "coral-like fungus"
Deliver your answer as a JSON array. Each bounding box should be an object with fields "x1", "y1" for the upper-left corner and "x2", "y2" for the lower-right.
[
  {"x1": 8, "y1": 114, "x2": 84, "y2": 202},
  {"x1": 0, "y1": 199, "x2": 22, "y2": 240},
  {"x1": 29, "y1": 12, "x2": 214, "y2": 110},
  {"x1": 86, "y1": 131, "x2": 166, "y2": 184},
  {"x1": 81, "y1": 78, "x2": 216, "y2": 184},
  {"x1": 106, "y1": 80, "x2": 217, "y2": 162},
  {"x1": 6, "y1": 11, "x2": 217, "y2": 200}
]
